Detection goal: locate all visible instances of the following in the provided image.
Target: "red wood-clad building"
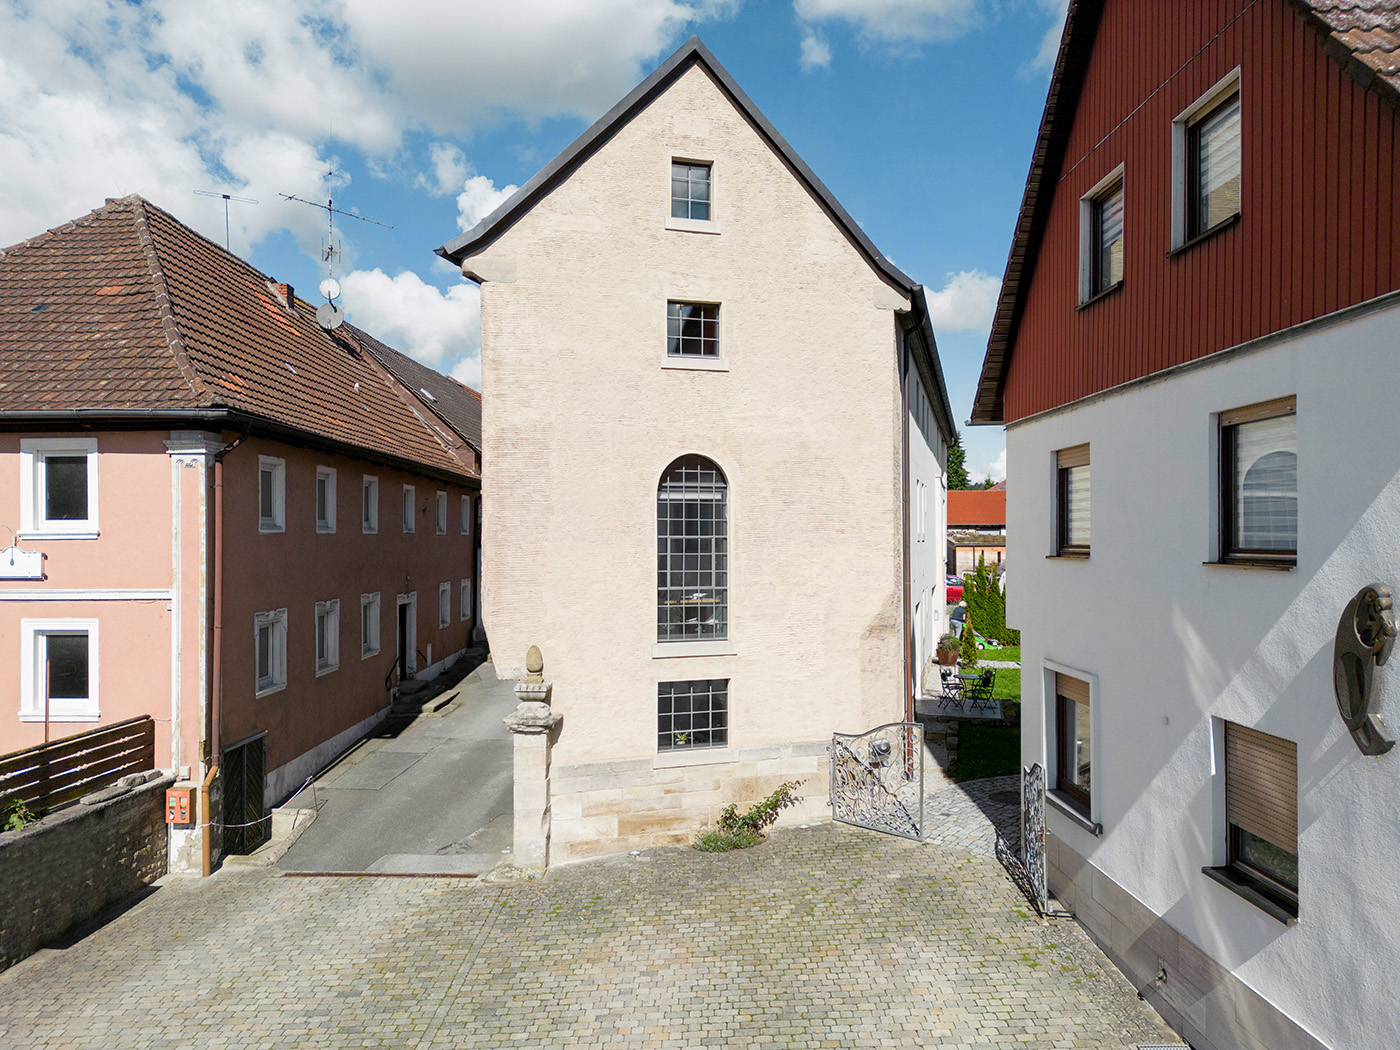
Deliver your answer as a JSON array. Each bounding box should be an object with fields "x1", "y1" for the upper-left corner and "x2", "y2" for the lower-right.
[{"x1": 974, "y1": 3, "x2": 1400, "y2": 1049}]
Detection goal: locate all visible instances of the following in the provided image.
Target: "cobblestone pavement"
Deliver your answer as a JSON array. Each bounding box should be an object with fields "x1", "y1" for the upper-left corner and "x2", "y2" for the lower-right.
[
  {"x1": 0, "y1": 811, "x2": 1175, "y2": 1050},
  {"x1": 923, "y1": 774, "x2": 1022, "y2": 857}
]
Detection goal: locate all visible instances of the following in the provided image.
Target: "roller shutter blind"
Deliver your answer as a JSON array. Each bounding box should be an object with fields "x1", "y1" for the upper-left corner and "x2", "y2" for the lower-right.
[{"x1": 1225, "y1": 722, "x2": 1297, "y2": 854}]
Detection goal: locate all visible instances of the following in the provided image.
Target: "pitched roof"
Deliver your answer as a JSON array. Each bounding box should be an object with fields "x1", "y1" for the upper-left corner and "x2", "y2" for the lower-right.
[
  {"x1": 0, "y1": 196, "x2": 477, "y2": 483},
  {"x1": 356, "y1": 333, "x2": 482, "y2": 451},
  {"x1": 948, "y1": 489, "x2": 1006, "y2": 528},
  {"x1": 436, "y1": 36, "x2": 912, "y2": 293},
  {"x1": 971, "y1": 0, "x2": 1400, "y2": 426}
]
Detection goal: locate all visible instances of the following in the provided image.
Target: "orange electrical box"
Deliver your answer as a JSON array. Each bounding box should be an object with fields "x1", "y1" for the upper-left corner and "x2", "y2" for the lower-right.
[{"x1": 166, "y1": 787, "x2": 193, "y2": 826}]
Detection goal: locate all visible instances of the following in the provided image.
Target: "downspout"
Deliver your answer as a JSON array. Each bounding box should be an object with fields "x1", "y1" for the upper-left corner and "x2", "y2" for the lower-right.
[
  {"x1": 900, "y1": 328, "x2": 914, "y2": 724},
  {"x1": 203, "y1": 429, "x2": 247, "y2": 876}
]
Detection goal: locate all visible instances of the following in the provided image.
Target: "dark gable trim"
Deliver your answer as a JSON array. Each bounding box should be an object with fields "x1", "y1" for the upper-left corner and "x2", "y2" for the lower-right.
[
  {"x1": 436, "y1": 36, "x2": 913, "y2": 295},
  {"x1": 904, "y1": 288, "x2": 958, "y2": 446},
  {"x1": 971, "y1": 0, "x2": 1104, "y2": 427}
]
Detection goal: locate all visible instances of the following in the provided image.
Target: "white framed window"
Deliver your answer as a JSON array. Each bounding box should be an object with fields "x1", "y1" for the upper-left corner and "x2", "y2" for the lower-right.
[
  {"x1": 667, "y1": 301, "x2": 720, "y2": 358},
  {"x1": 315, "y1": 599, "x2": 340, "y2": 675},
  {"x1": 1042, "y1": 662, "x2": 1101, "y2": 835},
  {"x1": 362, "y1": 475, "x2": 379, "y2": 534},
  {"x1": 20, "y1": 619, "x2": 99, "y2": 722},
  {"x1": 439, "y1": 582, "x2": 451, "y2": 628},
  {"x1": 258, "y1": 456, "x2": 286, "y2": 533},
  {"x1": 19, "y1": 438, "x2": 99, "y2": 538},
  {"x1": 460, "y1": 494, "x2": 472, "y2": 536},
  {"x1": 436, "y1": 491, "x2": 448, "y2": 534},
  {"x1": 657, "y1": 455, "x2": 728, "y2": 642},
  {"x1": 361, "y1": 592, "x2": 381, "y2": 658},
  {"x1": 460, "y1": 578, "x2": 471, "y2": 620},
  {"x1": 1172, "y1": 69, "x2": 1242, "y2": 248},
  {"x1": 402, "y1": 485, "x2": 416, "y2": 533},
  {"x1": 316, "y1": 466, "x2": 337, "y2": 533},
  {"x1": 671, "y1": 160, "x2": 712, "y2": 221},
  {"x1": 1078, "y1": 164, "x2": 1124, "y2": 302},
  {"x1": 254, "y1": 608, "x2": 288, "y2": 696},
  {"x1": 1055, "y1": 445, "x2": 1090, "y2": 555}
]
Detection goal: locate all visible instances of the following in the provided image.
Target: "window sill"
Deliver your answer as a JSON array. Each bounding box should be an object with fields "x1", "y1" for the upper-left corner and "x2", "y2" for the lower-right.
[
  {"x1": 363, "y1": 527, "x2": 378, "y2": 535},
  {"x1": 1203, "y1": 558, "x2": 1296, "y2": 571},
  {"x1": 653, "y1": 640, "x2": 737, "y2": 658},
  {"x1": 1046, "y1": 551, "x2": 1090, "y2": 560},
  {"x1": 259, "y1": 523, "x2": 285, "y2": 535},
  {"x1": 665, "y1": 216, "x2": 721, "y2": 235},
  {"x1": 316, "y1": 524, "x2": 335, "y2": 534},
  {"x1": 19, "y1": 529, "x2": 99, "y2": 541},
  {"x1": 1169, "y1": 212, "x2": 1241, "y2": 257},
  {"x1": 1076, "y1": 280, "x2": 1123, "y2": 311},
  {"x1": 315, "y1": 664, "x2": 339, "y2": 677},
  {"x1": 255, "y1": 682, "x2": 287, "y2": 699},
  {"x1": 20, "y1": 711, "x2": 99, "y2": 723},
  {"x1": 361, "y1": 648, "x2": 380, "y2": 660},
  {"x1": 662, "y1": 356, "x2": 729, "y2": 372},
  {"x1": 654, "y1": 747, "x2": 734, "y2": 769},
  {"x1": 1047, "y1": 790, "x2": 1102, "y2": 835},
  {"x1": 1202, "y1": 865, "x2": 1298, "y2": 924}
]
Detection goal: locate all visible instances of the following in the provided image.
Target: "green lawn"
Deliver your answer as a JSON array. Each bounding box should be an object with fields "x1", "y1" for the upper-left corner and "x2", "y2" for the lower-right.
[
  {"x1": 955, "y1": 720, "x2": 1021, "y2": 782},
  {"x1": 983, "y1": 645, "x2": 1019, "y2": 663},
  {"x1": 993, "y1": 668, "x2": 1021, "y2": 701}
]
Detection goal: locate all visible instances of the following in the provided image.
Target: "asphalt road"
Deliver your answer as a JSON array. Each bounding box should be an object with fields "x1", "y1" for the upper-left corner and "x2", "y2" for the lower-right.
[{"x1": 278, "y1": 661, "x2": 517, "y2": 874}]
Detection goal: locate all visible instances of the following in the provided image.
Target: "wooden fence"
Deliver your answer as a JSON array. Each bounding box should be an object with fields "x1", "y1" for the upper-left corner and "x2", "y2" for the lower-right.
[{"x1": 0, "y1": 717, "x2": 156, "y2": 817}]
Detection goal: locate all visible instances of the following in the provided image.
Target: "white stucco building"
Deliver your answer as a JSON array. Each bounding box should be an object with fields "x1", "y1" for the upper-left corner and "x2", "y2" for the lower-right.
[
  {"x1": 972, "y1": 3, "x2": 1400, "y2": 1049},
  {"x1": 439, "y1": 37, "x2": 954, "y2": 863}
]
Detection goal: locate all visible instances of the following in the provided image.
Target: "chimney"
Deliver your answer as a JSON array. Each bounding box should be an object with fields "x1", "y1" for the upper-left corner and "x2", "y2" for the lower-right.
[{"x1": 272, "y1": 283, "x2": 294, "y2": 307}]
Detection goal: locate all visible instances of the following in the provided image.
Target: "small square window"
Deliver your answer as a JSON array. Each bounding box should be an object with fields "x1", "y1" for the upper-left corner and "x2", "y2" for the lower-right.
[
  {"x1": 1054, "y1": 673, "x2": 1091, "y2": 816},
  {"x1": 1188, "y1": 91, "x2": 1241, "y2": 239},
  {"x1": 438, "y1": 582, "x2": 451, "y2": 628},
  {"x1": 259, "y1": 457, "x2": 286, "y2": 533},
  {"x1": 403, "y1": 485, "x2": 415, "y2": 533},
  {"x1": 361, "y1": 593, "x2": 381, "y2": 658},
  {"x1": 667, "y1": 302, "x2": 719, "y2": 358},
  {"x1": 1220, "y1": 399, "x2": 1295, "y2": 563},
  {"x1": 20, "y1": 438, "x2": 99, "y2": 537},
  {"x1": 362, "y1": 476, "x2": 379, "y2": 534},
  {"x1": 460, "y1": 578, "x2": 472, "y2": 620},
  {"x1": 1055, "y1": 445, "x2": 1090, "y2": 554},
  {"x1": 671, "y1": 161, "x2": 711, "y2": 221},
  {"x1": 316, "y1": 467, "x2": 337, "y2": 533},
  {"x1": 461, "y1": 494, "x2": 472, "y2": 536},
  {"x1": 20, "y1": 619, "x2": 99, "y2": 722},
  {"x1": 254, "y1": 609, "x2": 288, "y2": 695},
  {"x1": 436, "y1": 491, "x2": 447, "y2": 535},
  {"x1": 658, "y1": 679, "x2": 728, "y2": 752},
  {"x1": 315, "y1": 599, "x2": 340, "y2": 675}
]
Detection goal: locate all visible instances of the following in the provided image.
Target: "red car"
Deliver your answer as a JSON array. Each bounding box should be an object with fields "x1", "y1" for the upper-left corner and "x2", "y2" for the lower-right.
[{"x1": 945, "y1": 576, "x2": 963, "y2": 603}]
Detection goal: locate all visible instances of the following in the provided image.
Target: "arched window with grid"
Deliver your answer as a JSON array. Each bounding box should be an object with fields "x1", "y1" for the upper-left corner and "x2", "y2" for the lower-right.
[{"x1": 657, "y1": 455, "x2": 728, "y2": 642}]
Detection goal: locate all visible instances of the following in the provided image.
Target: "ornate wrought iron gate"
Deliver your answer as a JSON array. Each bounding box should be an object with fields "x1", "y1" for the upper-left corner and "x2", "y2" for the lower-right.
[
  {"x1": 829, "y1": 722, "x2": 924, "y2": 840},
  {"x1": 222, "y1": 734, "x2": 267, "y2": 856},
  {"x1": 1021, "y1": 762, "x2": 1048, "y2": 913}
]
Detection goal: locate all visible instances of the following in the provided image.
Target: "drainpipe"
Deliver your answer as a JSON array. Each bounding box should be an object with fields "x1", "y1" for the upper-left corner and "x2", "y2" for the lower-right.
[
  {"x1": 203, "y1": 429, "x2": 247, "y2": 876},
  {"x1": 900, "y1": 328, "x2": 914, "y2": 724}
]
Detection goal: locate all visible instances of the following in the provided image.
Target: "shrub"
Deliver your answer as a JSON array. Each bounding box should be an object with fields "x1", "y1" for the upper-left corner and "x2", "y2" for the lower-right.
[
  {"x1": 960, "y1": 608, "x2": 980, "y2": 668},
  {"x1": 964, "y1": 554, "x2": 1020, "y2": 646},
  {"x1": 694, "y1": 781, "x2": 804, "y2": 852},
  {"x1": 3, "y1": 798, "x2": 38, "y2": 832}
]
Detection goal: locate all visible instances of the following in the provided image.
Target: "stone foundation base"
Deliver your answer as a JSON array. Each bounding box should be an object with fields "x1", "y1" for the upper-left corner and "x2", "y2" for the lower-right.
[
  {"x1": 550, "y1": 742, "x2": 830, "y2": 863},
  {"x1": 1048, "y1": 832, "x2": 1326, "y2": 1050}
]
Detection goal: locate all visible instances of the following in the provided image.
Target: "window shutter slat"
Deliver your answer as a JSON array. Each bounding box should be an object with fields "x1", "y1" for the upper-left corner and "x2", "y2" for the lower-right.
[
  {"x1": 1219, "y1": 396, "x2": 1295, "y2": 427},
  {"x1": 1055, "y1": 673, "x2": 1090, "y2": 705},
  {"x1": 1057, "y1": 444, "x2": 1090, "y2": 469},
  {"x1": 1226, "y1": 723, "x2": 1297, "y2": 854}
]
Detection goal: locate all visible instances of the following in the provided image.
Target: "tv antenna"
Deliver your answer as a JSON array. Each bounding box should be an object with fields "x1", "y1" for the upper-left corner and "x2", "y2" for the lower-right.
[
  {"x1": 194, "y1": 190, "x2": 258, "y2": 250},
  {"x1": 278, "y1": 186, "x2": 393, "y2": 331}
]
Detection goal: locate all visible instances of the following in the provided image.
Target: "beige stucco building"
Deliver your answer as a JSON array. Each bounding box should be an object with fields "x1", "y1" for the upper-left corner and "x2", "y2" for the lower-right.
[{"x1": 440, "y1": 38, "x2": 954, "y2": 863}]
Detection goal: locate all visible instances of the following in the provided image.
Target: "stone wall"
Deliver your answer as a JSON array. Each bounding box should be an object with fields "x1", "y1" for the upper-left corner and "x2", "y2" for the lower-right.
[
  {"x1": 550, "y1": 743, "x2": 829, "y2": 863},
  {"x1": 0, "y1": 772, "x2": 174, "y2": 972}
]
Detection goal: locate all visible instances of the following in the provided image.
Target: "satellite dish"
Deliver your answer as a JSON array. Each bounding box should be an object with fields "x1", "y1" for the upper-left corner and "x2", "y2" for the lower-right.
[
  {"x1": 319, "y1": 276, "x2": 341, "y2": 301},
  {"x1": 316, "y1": 302, "x2": 345, "y2": 331}
]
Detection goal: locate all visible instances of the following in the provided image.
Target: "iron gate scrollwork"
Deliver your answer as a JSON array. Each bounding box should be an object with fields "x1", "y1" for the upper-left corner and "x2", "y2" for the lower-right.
[
  {"x1": 829, "y1": 722, "x2": 924, "y2": 840},
  {"x1": 1022, "y1": 762, "x2": 1048, "y2": 914}
]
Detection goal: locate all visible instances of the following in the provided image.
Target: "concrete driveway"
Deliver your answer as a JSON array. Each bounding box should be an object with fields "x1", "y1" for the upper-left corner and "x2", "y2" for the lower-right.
[{"x1": 277, "y1": 661, "x2": 517, "y2": 875}]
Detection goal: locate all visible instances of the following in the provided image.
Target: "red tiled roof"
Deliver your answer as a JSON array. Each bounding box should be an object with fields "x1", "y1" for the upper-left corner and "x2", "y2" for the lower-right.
[
  {"x1": 1301, "y1": 1, "x2": 1400, "y2": 94},
  {"x1": 0, "y1": 196, "x2": 476, "y2": 482},
  {"x1": 948, "y1": 489, "x2": 1006, "y2": 527}
]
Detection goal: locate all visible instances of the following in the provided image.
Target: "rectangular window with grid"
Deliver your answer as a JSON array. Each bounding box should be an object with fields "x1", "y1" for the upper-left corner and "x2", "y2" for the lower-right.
[
  {"x1": 657, "y1": 456, "x2": 728, "y2": 641},
  {"x1": 658, "y1": 679, "x2": 728, "y2": 752},
  {"x1": 670, "y1": 161, "x2": 711, "y2": 221},
  {"x1": 1220, "y1": 398, "x2": 1295, "y2": 563},
  {"x1": 1056, "y1": 445, "x2": 1090, "y2": 554},
  {"x1": 667, "y1": 302, "x2": 719, "y2": 358}
]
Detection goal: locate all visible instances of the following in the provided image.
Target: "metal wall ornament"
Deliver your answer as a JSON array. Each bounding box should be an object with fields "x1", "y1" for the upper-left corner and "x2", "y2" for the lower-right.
[{"x1": 1333, "y1": 584, "x2": 1397, "y2": 756}]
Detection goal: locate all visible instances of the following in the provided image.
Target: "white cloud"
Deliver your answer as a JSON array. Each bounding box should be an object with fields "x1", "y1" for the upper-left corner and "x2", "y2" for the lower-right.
[
  {"x1": 449, "y1": 357, "x2": 482, "y2": 392},
  {"x1": 1020, "y1": 0, "x2": 1069, "y2": 78},
  {"x1": 457, "y1": 174, "x2": 519, "y2": 232},
  {"x1": 974, "y1": 448, "x2": 1007, "y2": 485},
  {"x1": 793, "y1": 0, "x2": 980, "y2": 45},
  {"x1": 922, "y1": 271, "x2": 1001, "y2": 333},
  {"x1": 340, "y1": 268, "x2": 480, "y2": 377},
  {"x1": 799, "y1": 30, "x2": 832, "y2": 70},
  {"x1": 418, "y1": 143, "x2": 472, "y2": 197}
]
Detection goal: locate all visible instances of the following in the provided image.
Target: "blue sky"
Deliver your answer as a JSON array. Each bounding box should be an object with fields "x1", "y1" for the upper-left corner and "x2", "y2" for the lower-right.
[{"x1": 0, "y1": 0, "x2": 1068, "y2": 481}]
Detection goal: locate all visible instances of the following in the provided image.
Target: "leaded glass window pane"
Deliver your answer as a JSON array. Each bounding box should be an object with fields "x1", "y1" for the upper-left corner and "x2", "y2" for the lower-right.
[{"x1": 657, "y1": 456, "x2": 727, "y2": 641}]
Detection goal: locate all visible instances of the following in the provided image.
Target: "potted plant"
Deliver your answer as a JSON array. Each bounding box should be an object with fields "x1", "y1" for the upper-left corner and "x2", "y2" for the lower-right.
[{"x1": 936, "y1": 633, "x2": 961, "y2": 666}]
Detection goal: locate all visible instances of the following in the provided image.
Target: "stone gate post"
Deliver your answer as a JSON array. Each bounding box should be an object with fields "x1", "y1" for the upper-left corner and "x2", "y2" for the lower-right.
[{"x1": 504, "y1": 645, "x2": 561, "y2": 870}]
